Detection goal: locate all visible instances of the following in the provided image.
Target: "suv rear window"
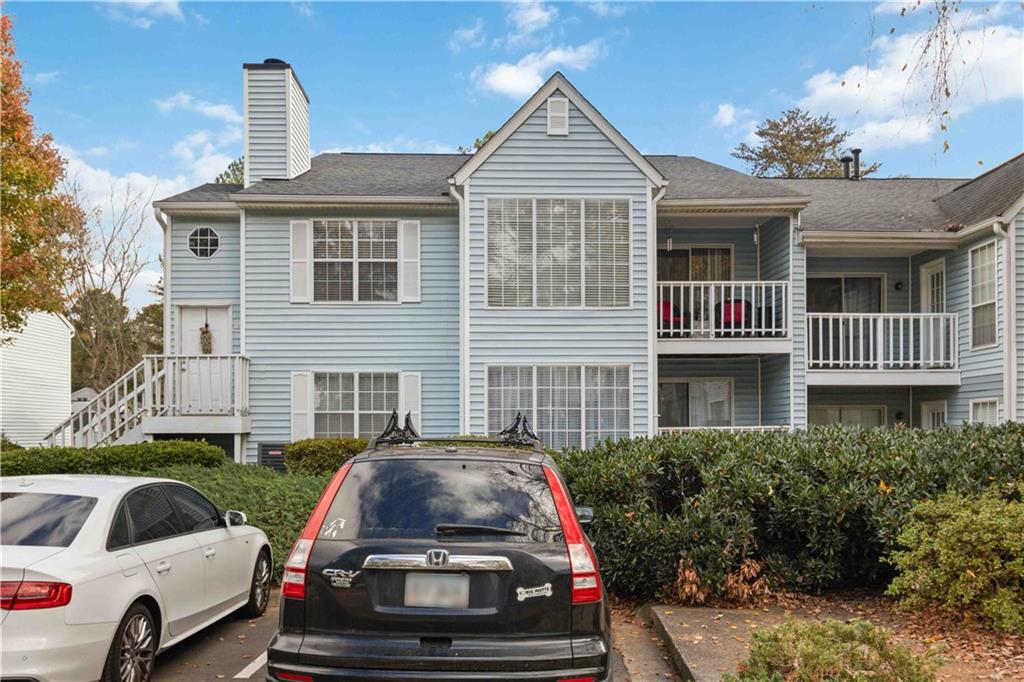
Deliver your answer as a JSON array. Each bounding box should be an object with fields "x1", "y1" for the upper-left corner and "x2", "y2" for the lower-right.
[
  {"x1": 1, "y1": 493, "x2": 98, "y2": 547},
  {"x1": 318, "y1": 459, "x2": 561, "y2": 542}
]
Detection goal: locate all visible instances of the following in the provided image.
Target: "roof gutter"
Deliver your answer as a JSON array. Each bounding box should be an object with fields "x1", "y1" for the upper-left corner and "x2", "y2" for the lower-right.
[{"x1": 659, "y1": 196, "x2": 811, "y2": 208}]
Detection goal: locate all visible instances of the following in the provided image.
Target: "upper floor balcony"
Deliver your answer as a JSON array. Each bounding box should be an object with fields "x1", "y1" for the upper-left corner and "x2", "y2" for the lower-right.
[{"x1": 806, "y1": 313, "x2": 960, "y2": 386}]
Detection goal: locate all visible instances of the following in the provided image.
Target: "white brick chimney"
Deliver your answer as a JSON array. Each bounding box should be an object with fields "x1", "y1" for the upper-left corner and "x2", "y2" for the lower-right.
[{"x1": 242, "y1": 58, "x2": 310, "y2": 187}]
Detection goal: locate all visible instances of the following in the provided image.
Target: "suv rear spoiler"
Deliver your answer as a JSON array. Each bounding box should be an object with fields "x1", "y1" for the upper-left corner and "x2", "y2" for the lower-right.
[{"x1": 368, "y1": 411, "x2": 543, "y2": 453}]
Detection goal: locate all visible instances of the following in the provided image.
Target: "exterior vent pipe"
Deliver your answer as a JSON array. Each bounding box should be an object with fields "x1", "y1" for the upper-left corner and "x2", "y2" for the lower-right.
[
  {"x1": 840, "y1": 155, "x2": 853, "y2": 179},
  {"x1": 851, "y1": 148, "x2": 862, "y2": 180}
]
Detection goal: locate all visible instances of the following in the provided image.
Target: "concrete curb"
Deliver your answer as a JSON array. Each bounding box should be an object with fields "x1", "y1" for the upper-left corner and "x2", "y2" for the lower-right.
[{"x1": 640, "y1": 604, "x2": 697, "y2": 681}]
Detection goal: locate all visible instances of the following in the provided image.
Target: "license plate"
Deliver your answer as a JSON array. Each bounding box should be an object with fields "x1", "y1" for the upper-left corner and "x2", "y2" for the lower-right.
[{"x1": 404, "y1": 573, "x2": 470, "y2": 608}]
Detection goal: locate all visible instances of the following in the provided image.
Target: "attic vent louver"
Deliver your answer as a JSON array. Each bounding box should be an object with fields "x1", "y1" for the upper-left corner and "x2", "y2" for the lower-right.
[{"x1": 547, "y1": 96, "x2": 569, "y2": 136}]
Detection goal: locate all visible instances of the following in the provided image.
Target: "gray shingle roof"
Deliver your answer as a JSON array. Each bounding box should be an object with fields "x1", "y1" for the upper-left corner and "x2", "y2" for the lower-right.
[
  {"x1": 646, "y1": 155, "x2": 804, "y2": 200},
  {"x1": 774, "y1": 178, "x2": 966, "y2": 232},
  {"x1": 236, "y1": 153, "x2": 466, "y2": 198},
  {"x1": 156, "y1": 183, "x2": 241, "y2": 204},
  {"x1": 936, "y1": 152, "x2": 1024, "y2": 227}
]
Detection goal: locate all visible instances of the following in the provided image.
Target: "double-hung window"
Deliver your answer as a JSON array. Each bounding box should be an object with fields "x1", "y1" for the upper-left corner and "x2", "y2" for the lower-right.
[
  {"x1": 309, "y1": 219, "x2": 399, "y2": 302},
  {"x1": 487, "y1": 198, "x2": 630, "y2": 308},
  {"x1": 970, "y1": 399, "x2": 999, "y2": 425},
  {"x1": 487, "y1": 365, "x2": 630, "y2": 449},
  {"x1": 969, "y1": 241, "x2": 997, "y2": 348},
  {"x1": 313, "y1": 372, "x2": 398, "y2": 439}
]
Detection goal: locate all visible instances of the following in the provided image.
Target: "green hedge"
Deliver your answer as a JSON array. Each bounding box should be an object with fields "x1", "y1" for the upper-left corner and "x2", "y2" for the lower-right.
[
  {"x1": 0, "y1": 440, "x2": 227, "y2": 476},
  {"x1": 887, "y1": 481, "x2": 1024, "y2": 634},
  {"x1": 554, "y1": 423, "x2": 1024, "y2": 601},
  {"x1": 149, "y1": 463, "x2": 330, "y2": 579},
  {"x1": 284, "y1": 437, "x2": 366, "y2": 475}
]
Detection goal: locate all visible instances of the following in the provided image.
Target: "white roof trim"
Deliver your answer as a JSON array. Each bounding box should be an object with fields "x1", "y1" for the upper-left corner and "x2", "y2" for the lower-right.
[
  {"x1": 451, "y1": 72, "x2": 667, "y2": 187},
  {"x1": 229, "y1": 194, "x2": 453, "y2": 205}
]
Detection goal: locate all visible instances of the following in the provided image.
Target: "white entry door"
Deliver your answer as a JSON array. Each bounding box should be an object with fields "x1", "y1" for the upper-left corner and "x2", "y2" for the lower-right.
[
  {"x1": 919, "y1": 259, "x2": 947, "y2": 367},
  {"x1": 177, "y1": 306, "x2": 232, "y2": 413}
]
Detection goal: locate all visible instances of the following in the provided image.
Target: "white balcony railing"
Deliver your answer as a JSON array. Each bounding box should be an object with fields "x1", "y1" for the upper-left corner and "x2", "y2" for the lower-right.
[
  {"x1": 657, "y1": 425, "x2": 790, "y2": 434},
  {"x1": 145, "y1": 355, "x2": 250, "y2": 416},
  {"x1": 807, "y1": 313, "x2": 958, "y2": 370},
  {"x1": 657, "y1": 281, "x2": 788, "y2": 338}
]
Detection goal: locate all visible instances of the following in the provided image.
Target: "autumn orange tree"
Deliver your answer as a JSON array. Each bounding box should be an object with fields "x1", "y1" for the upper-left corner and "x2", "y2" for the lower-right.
[{"x1": 1, "y1": 14, "x2": 83, "y2": 334}]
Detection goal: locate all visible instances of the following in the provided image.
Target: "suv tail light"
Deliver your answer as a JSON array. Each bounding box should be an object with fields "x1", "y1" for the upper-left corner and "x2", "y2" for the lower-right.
[
  {"x1": 282, "y1": 461, "x2": 353, "y2": 600},
  {"x1": 1, "y1": 581, "x2": 73, "y2": 610},
  {"x1": 543, "y1": 466, "x2": 602, "y2": 604}
]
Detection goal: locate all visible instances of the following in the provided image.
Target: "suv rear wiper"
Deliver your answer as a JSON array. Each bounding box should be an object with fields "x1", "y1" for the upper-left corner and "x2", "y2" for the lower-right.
[{"x1": 434, "y1": 523, "x2": 527, "y2": 537}]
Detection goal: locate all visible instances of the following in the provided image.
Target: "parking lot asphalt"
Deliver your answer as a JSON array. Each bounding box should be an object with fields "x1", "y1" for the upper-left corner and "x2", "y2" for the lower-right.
[{"x1": 154, "y1": 589, "x2": 631, "y2": 681}]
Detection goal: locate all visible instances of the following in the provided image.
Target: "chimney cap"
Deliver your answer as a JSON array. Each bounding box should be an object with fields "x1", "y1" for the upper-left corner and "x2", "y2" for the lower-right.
[
  {"x1": 264, "y1": 58, "x2": 287, "y2": 65},
  {"x1": 243, "y1": 58, "x2": 291, "y2": 70}
]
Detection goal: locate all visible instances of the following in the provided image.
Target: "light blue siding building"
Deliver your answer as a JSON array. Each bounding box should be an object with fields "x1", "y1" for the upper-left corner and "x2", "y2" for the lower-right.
[{"x1": 47, "y1": 61, "x2": 1024, "y2": 459}]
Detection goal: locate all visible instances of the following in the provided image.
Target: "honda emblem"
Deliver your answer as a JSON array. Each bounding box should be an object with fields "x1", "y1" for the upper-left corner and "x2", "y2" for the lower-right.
[{"x1": 426, "y1": 549, "x2": 449, "y2": 567}]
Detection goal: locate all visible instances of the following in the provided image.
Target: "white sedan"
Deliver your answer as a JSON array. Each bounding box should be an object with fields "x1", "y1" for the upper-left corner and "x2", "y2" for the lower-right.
[{"x1": 1, "y1": 474, "x2": 272, "y2": 682}]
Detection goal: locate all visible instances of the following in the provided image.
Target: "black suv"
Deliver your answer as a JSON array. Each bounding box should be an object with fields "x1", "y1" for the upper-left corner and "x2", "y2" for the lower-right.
[{"x1": 267, "y1": 417, "x2": 611, "y2": 682}]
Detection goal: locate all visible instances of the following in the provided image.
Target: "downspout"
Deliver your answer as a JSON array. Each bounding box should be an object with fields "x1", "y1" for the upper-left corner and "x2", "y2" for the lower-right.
[
  {"x1": 450, "y1": 179, "x2": 469, "y2": 434},
  {"x1": 649, "y1": 183, "x2": 667, "y2": 436},
  {"x1": 994, "y1": 220, "x2": 1016, "y2": 421},
  {"x1": 154, "y1": 208, "x2": 171, "y2": 355}
]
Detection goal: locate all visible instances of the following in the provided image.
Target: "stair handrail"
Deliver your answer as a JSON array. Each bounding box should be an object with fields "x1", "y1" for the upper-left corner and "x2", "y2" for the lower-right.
[{"x1": 43, "y1": 360, "x2": 147, "y2": 447}]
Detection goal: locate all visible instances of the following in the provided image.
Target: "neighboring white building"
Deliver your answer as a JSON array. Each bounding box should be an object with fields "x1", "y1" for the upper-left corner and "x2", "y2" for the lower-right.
[{"x1": 1, "y1": 312, "x2": 74, "y2": 447}]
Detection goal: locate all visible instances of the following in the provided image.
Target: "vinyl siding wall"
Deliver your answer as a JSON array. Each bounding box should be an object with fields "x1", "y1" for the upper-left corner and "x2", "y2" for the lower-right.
[
  {"x1": 808, "y1": 386, "x2": 910, "y2": 426},
  {"x1": 465, "y1": 92, "x2": 651, "y2": 437},
  {"x1": 759, "y1": 218, "x2": 790, "y2": 281},
  {"x1": 0, "y1": 312, "x2": 72, "y2": 446},
  {"x1": 244, "y1": 68, "x2": 288, "y2": 184},
  {"x1": 167, "y1": 216, "x2": 241, "y2": 354},
  {"x1": 911, "y1": 234, "x2": 1005, "y2": 423},
  {"x1": 658, "y1": 356, "x2": 761, "y2": 426},
  {"x1": 790, "y1": 227, "x2": 807, "y2": 426},
  {"x1": 243, "y1": 209, "x2": 459, "y2": 461},
  {"x1": 287, "y1": 73, "x2": 310, "y2": 178},
  {"x1": 761, "y1": 355, "x2": 791, "y2": 425},
  {"x1": 1016, "y1": 212, "x2": 1023, "y2": 421}
]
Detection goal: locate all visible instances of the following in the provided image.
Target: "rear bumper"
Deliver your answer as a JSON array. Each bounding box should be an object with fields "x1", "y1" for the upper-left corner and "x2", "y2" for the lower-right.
[
  {"x1": 267, "y1": 631, "x2": 610, "y2": 682},
  {"x1": 0, "y1": 610, "x2": 113, "y2": 682}
]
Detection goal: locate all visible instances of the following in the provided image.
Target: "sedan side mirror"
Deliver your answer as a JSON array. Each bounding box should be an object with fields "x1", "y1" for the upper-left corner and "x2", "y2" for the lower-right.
[
  {"x1": 575, "y1": 506, "x2": 594, "y2": 527},
  {"x1": 225, "y1": 510, "x2": 247, "y2": 527}
]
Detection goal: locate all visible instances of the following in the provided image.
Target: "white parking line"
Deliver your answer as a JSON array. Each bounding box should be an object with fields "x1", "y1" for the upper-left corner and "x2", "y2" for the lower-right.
[{"x1": 233, "y1": 651, "x2": 267, "y2": 679}]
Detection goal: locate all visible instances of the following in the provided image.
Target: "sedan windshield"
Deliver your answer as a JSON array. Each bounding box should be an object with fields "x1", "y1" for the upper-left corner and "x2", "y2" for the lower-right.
[{"x1": 0, "y1": 492, "x2": 98, "y2": 547}]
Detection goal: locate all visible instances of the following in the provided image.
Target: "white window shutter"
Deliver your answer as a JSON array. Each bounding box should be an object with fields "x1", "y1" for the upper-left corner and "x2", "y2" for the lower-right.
[
  {"x1": 399, "y1": 372, "x2": 422, "y2": 433},
  {"x1": 399, "y1": 220, "x2": 421, "y2": 302},
  {"x1": 290, "y1": 220, "x2": 311, "y2": 303},
  {"x1": 291, "y1": 371, "x2": 313, "y2": 440}
]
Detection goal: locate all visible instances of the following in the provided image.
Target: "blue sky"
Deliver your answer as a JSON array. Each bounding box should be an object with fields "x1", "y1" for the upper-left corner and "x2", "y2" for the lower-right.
[{"x1": 8, "y1": 1, "x2": 1023, "y2": 305}]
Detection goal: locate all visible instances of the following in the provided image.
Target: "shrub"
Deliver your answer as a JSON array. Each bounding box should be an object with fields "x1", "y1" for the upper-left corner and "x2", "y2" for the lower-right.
[
  {"x1": 553, "y1": 423, "x2": 1024, "y2": 602},
  {"x1": 1, "y1": 433, "x2": 23, "y2": 451},
  {"x1": 284, "y1": 437, "x2": 366, "y2": 475},
  {"x1": 723, "y1": 619, "x2": 938, "y2": 682},
  {"x1": 886, "y1": 482, "x2": 1024, "y2": 634},
  {"x1": 148, "y1": 463, "x2": 331, "y2": 579},
  {"x1": 0, "y1": 439, "x2": 226, "y2": 476}
]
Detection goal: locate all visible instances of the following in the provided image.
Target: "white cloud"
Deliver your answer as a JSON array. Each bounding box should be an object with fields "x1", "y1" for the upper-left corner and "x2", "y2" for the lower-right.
[
  {"x1": 582, "y1": 1, "x2": 627, "y2": 18},
  {"x1": 504, "y1": 0, "x2": 557, "y2": 46},
  {"x1": 155, "y1": 92, "x2": 242, "y2": 124},
  {"x1": 449, "y1": 18, "x2": 486, "y2": 53},
  {"x1": 99, "y1": 1, "x2": 183, "y2": 29},
  {"x1": 319, "y1": 137, "x2": 457, "y2": 154},
  {"x1": 473, "y1": 40, "x2": 604, "y2": 98},
  {"x1": 291, "y1": 1, "x2": 314, "y2": 18},
  {"x1": 712, "y1": 103, "x2": 737, "y2": 127},
  {"x1": 85, "y1": 146, "x2": 109, "y2": 157},
  {"x1": 170, "y1": 129, "x2": 236, "y2": 183},
  {"x1": 31, "y1": 71, "x2": 63, "y2": 86},
  {"x1": 799, "y1": 21, "x2": 1023, "y2": 150}
]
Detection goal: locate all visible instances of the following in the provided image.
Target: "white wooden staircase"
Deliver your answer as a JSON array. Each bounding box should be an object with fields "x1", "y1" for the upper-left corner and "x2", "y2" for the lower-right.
[{"x1": 45, "y1": 355, "x2": 249, "y2": 447}]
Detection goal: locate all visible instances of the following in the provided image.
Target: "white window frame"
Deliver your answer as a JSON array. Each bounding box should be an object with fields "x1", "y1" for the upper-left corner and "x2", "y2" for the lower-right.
[
  {"x1": 968, "y1": 239, "x2": 998, "y2": 350},
  {"x1": 658, "y1": 377, "x2": 736, "y2": 427},
  {"x1": 310, "y1": 218, "x2": 403, "y2": 305},
  {"x1": 920, "y1": 400, "x2": 947, "y2": 431},
  {"x1": 969, "y1": 398, "x2": 1000, "y2": 425},
  {"x1": 919, "y1": 257, "x2": 946, "y2": 313},
  {"x1": 484, "y1": 364, "x2": 632, "y2": 448},
  {"x1": 546, "y1": 96, "x2": 569, "y2": 136},
  {"x1": 808, "y1": 405, "x2": 888, "y2": 427},
  {"x1": 484, "y1": 196, "x2": 633, "y2": 310},
  {"x1": 187, "y1": 226, "x2": 220, "y2": 259},
  {"x1": 309, "y1": 370, "x2": 422, "y2": 439}
]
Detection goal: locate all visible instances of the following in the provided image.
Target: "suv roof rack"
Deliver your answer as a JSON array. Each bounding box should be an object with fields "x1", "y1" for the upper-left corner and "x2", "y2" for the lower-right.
[{"x1": 367, "y1": 411, "x2": 543, "y2": 453}]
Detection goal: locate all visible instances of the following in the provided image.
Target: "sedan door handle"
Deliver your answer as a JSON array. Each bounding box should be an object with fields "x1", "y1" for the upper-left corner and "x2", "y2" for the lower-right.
[
  {"x1": 155, "y1": 561, "x2": 172, "y2": 574},
  {"x1": 204, "y1": 547, "x2": 216, "y2": 558}
]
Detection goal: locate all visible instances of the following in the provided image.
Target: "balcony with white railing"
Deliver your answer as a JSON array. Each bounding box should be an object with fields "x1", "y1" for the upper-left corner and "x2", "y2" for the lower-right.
[
  {"x1": 45, "y1": 355, "x2": 250, "y2": 447},
  {"x1": 656, "y1": 281, "x2": 790, "y2": 353},
  {"x1": 806, "y1": 313, "x2": 960, "y2": 386}
]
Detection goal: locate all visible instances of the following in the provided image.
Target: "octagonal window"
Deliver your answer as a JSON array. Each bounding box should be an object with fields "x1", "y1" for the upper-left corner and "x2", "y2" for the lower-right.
[{"x1": 188, "y1": 227, "x2": 220, "y2": 258}]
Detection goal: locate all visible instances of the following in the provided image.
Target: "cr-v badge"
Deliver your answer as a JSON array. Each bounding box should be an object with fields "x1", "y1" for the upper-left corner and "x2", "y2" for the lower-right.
[{"x1": 323, "y1": 568, "x2": 360, "y2": 588}]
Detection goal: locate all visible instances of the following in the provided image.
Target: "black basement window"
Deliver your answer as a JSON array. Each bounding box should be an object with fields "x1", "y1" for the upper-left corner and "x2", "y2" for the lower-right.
[{"x1": 188, "y1": 227, "x2": 220, "y2": 258}]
